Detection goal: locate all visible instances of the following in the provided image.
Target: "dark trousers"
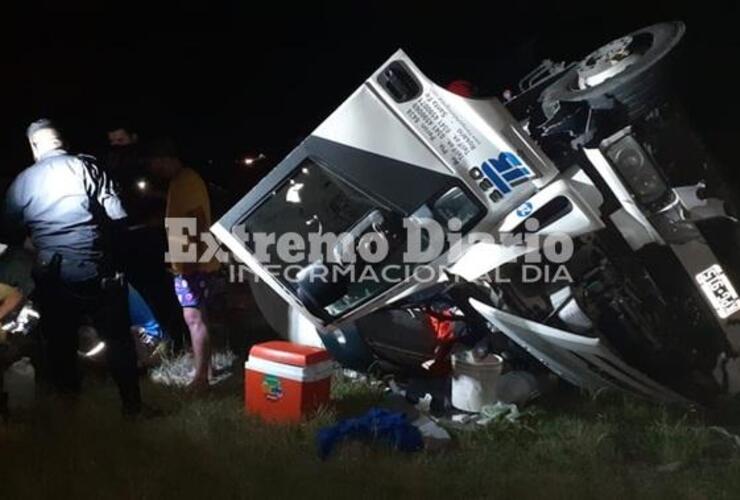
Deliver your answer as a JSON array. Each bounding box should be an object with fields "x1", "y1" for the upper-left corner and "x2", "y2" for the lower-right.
[
  {"x1": 35, "y1": 276, "x2": 142, "y2": 413},
  {"x1": 124, "y1": 226, "x2": 188, "y2": 351}
]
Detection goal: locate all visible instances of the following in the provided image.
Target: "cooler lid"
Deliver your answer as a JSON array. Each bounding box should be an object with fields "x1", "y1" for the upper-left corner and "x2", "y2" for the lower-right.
[{"x1": 249, "y1": 341, "x2": 331, "y2": 367}]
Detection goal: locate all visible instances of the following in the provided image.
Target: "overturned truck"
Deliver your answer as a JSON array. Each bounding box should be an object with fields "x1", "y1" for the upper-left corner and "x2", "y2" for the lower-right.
[{"x1": 213, "y1": 22, "x2": 740, "y2": 404}]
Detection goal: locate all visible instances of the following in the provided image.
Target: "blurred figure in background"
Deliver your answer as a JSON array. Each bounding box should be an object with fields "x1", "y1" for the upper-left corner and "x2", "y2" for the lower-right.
[
  {"x1": 106, "y1": 122, "x2": 162, "y2": 226},
  {"x1": 108, "y1": 125, "x2": 138, "y2": 147},
  {"x1": 105, "y1": 122, "x2": 187, "y2": 353},
  {"x1": 147, "y1": 138, "x2": 219, "y2": 392}
]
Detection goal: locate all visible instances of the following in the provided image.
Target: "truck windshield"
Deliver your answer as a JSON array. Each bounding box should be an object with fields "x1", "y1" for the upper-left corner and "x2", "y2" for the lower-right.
[
  {"x1": 239, "y1": 157, "x2": 482, "y2": 319},
  {"x1": 240, "y1": 158, "x2": 409, "y2": 318}
]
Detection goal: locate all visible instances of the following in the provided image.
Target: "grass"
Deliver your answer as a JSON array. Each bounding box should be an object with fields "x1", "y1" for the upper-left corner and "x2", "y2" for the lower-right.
[{"x1": 3, "y1": 361, "x2": 740, "y2": 499}]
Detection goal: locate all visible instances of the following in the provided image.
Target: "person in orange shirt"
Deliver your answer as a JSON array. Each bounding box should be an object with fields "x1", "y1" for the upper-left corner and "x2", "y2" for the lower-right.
[{"x1": 147, "y1": 139, "x2": 219, "y2": 391}]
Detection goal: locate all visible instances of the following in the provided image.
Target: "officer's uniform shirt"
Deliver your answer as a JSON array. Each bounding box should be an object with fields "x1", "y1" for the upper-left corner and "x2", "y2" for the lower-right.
[{"x1": 4, "y1": 148, "x2": 127, "y2": 282}]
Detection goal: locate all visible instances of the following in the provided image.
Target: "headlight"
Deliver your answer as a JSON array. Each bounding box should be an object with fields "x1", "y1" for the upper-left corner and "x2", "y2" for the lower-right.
[{"x1": 604, "y1": 134, "x2": 673, "y2": 211}]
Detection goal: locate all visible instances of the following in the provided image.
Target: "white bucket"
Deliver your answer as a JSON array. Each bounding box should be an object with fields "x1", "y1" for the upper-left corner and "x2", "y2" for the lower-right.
[{"x1": 451, "y1": 351, "x2": 503, "y2": 412}]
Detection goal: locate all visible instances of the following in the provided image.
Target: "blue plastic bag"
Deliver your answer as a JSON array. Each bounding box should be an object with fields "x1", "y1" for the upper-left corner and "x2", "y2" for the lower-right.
[{"x1": 317, "y1": 408, "x2": 424, "y2": 459}]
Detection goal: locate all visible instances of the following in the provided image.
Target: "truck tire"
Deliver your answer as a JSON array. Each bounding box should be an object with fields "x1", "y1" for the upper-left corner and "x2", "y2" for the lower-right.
[{"x1": 541, "y1": 22, "x2": 686, "y2": 122}]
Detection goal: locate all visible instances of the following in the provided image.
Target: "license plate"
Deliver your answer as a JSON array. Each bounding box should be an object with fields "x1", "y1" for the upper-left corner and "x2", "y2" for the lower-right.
[{"x1": 696, "y1": 264, "x2": 740, "y2": 319}]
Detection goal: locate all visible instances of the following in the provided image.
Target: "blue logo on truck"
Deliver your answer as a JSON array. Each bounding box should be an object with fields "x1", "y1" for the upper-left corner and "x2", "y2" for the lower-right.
[
  {"x1": 481, "y1": 152, "x2": 534, "y2": 201},
  {"x1": 516, "y1": 201, "x2": 534, "y2": 217}
]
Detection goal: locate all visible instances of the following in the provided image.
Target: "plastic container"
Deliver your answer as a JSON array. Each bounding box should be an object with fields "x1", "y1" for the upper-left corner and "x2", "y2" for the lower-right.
[
  {"x1": 3, "y1": 357, "x2": 35, "y2": 411},
  {"x1": 451, "y1": 350, "x2": 503, "y2": 412},
  {"x1": 245, "y1": 341, "x2": 333, "y2": 423}
]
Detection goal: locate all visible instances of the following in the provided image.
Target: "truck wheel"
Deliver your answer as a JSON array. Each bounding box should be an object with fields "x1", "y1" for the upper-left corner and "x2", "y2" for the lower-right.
[{"x1": 541, "y1": 22, "x2": 686, "y2": 122}]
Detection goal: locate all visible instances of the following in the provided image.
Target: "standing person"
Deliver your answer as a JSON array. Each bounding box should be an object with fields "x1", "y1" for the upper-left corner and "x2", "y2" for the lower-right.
[
  {"x1": 3, "y1": 119, "x2": 144, "y2": 416},
  {"x1": 106, "y1": 123, "x2": 141, "y2": 201},
  {"x1": 105, "y1": 123, "x2": 188, "y2": 352},
  {"x1": 147, "y1": 138, "x2": 219, "y2": 391},
  {"x1": 107, "y1": 124, "x2": 139, "y2": 148},
  {"x1": 105, "y1": 122, "x2": 163, "y2": 226}
]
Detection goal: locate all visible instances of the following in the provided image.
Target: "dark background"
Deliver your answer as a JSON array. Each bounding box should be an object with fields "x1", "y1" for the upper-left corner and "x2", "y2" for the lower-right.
[{"x1": 1, "y1": 1, "x2": 738, "y2": 187}]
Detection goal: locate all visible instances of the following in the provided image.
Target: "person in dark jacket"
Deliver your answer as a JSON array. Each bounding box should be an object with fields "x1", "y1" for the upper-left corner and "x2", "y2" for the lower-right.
[
  {"x1": 105, "y1": 123, "x2": 187, "y2": 352},
  {"x1": 105, "y1": 122, "x2": 166, "y2": 226},
  {"x1": 4, "y1": 119, "x2": 143, "y2": 416}
]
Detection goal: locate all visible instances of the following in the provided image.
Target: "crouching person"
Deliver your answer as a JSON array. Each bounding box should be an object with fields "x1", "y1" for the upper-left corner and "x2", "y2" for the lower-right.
[
  {"x1": 3, "y1": 119, "x2": 144, "y2": 417},
  {"x1": 0, "y1": 282, "x2": 23, "y2": 343}
]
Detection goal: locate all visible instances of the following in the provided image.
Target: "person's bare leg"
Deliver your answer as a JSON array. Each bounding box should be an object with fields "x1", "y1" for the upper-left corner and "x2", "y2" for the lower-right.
[{"x1": 182, "y1": 306, "x2": 210, "y2": 390}]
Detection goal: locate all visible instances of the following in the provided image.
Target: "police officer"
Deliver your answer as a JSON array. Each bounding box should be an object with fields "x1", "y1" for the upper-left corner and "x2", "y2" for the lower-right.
[{"x1": 3, "y1": 119, "x2": 143, "y2": 416}]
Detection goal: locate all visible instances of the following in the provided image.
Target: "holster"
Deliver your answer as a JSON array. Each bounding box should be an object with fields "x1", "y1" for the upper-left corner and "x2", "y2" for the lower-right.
[{"x1": 31, "y1": 253, "x2": 62, "y2": 298}]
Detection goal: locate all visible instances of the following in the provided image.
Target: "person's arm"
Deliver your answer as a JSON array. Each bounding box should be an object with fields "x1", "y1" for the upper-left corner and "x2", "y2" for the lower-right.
[
  {"x1": 80, "y1": 156, "x2": 130, "y2": 270},
  {"x1": 83, "y1": 156, "x2": 128, "y2": 222},
  {"x1": 0, "y1": 284, "x2": 22, "y2": 317},
  {"x1": 2, "y1": 175, "x2": 28, "y2": 245},
  {"x1": 0, "y1": 283, "x2": 22, "y2": 321},
  {"x1": 0, "y1": 284, "x2": 23, "y2": 344}
]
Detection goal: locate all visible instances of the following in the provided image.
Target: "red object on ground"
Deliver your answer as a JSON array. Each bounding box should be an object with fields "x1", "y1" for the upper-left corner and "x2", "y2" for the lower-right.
[{"x1": 245, "y1": 341, "x2": 333, "y2": 423}]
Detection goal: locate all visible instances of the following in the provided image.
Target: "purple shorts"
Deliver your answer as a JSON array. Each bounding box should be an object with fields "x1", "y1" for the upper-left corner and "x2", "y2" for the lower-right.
[{"x1": 174, "y1": 273, "x2": 212, "y2": 308}]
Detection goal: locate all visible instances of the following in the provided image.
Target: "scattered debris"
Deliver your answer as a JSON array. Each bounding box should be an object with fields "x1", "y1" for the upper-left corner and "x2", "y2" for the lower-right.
[
  {"x1": 317, "y1": 407, "x2": 424, "y2": 459},
  {"x1": 451, "y1": 413, "x2": 477, "y2": 425},
  {"x1": 412, "y1": 413, "x2": 451, "y2": 451},
  {"x1": 444, "y1": 402, "x2": 531, "y2": 429},
  {"x1": 378, "y1": 392, "x2": 453, "y2": 450},
  {"x1": 657, "y1": 461, "x2": 683, "y2": 473},
  {"x1": 709, "y1": 426, "x2": 740, "y2": 449},
  {"x1": 340, "y1": 369, "x2": 368, "y2": 382},
  {"x1": 478, "y1": 402, "x2": 522, "y2": 425}
]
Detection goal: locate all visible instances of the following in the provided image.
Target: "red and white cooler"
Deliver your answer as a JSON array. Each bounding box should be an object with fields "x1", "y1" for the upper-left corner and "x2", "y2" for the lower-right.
[{"x1": 244, "y1": 341, "x2": 333, "y2": 423}]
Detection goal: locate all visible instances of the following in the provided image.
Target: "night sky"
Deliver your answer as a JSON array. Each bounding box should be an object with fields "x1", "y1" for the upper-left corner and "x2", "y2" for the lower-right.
[{"x1": 2, "y1": 1, "x2": 739, "y2": 187}]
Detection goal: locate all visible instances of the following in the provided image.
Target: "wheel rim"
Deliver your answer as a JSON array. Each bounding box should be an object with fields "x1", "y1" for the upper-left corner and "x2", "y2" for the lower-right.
[{"x1": 576, "y1": 32, "x2": 653, "y2": 89}]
